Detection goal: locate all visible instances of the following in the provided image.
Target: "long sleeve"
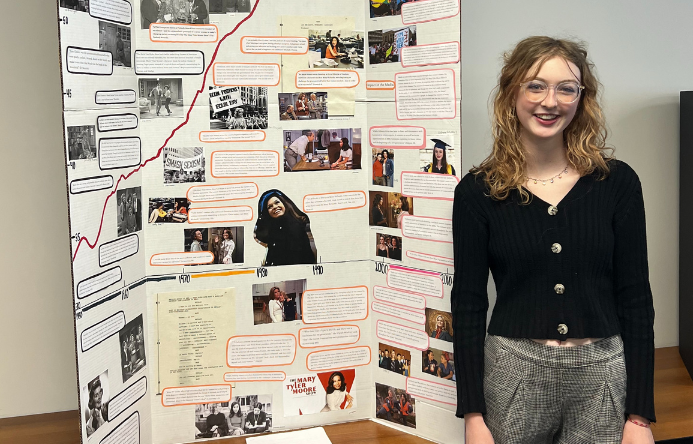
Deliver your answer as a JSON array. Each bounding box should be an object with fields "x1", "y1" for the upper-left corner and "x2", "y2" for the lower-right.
[
  {"x1": 612, "y1": 171, "x2": 656, "y2": 422},
  {"x1": 451, "y1": 179, "x2": 490, "y2": 416}
]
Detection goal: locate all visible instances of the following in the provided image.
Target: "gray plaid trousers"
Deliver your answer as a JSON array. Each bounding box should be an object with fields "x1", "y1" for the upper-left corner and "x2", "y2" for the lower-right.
[{"x1": 483, "y1": 335, "x2": 626, "y2": 444}]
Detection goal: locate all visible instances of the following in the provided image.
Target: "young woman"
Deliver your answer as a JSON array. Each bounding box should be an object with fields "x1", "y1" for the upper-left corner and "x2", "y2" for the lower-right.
[
  {"x1": 227, "y1": 401, "x2": 245, "y2": 436},
  {"x1": 396, "y1": 197, "x2": 410, "y2": 229},
  {"x1": 326, "y1": 37, "x2": 345, "y2": 59},
  {"x1": 321, "y1": 371, "x2": 354, "y2": 412},
  {"x1": 437, "y1": 352, "x2": 454, "y2": 380},
  {"x1": 331, "y1": 137, "x2": 353, "y2": 169},
  {"x1": 219, "y1": 228, "x2": 235, "y2": 264},
  {"x1": 389, "y1": 237, "x2": 402, "y2": 260},
  {"x1": 295, "y1": 92, "x2": 308, "y2": 117},
  {"x1": 254, "y1": 189, "x2": 317, "y2": 266},
  {"x1": 452, "y1": 36, "x2": 655, "y2": 443},
  {"x1": 268, "y1": 287, "x2": 284, "y2": 323},
  {"x1": 424, "y1": 139, "x2": 456, "y2": 175},
  {"x1": 376, "y1": 235, "x2": 389, "y2": 258},
  {"x1": 373, "y1": 152, "x2": 385, "y2": 185},
  {"x1": 371, "y1": 194, "x2": 388, "y2": 227}
]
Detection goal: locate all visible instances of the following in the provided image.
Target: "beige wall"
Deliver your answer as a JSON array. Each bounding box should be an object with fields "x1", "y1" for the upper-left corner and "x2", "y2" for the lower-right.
[{"x1": 0, "y1": 0, "x2": 685, "y2": 419}]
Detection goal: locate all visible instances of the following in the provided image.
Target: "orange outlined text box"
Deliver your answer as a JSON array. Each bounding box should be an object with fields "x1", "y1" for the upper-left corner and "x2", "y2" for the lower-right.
[
  {"x1": 187, "y1": 182, "x2": 259, "y2": 203},
  {"x1": 223, "y1": 371, "x2": 286, "y2": 383},
  {"x1": 241, "y1": 36, "x2": 309, "y2": 54},
  {"x1": 299, "y1": 325, "x2": 361, "y2": 349},
  {"x1": 306, "y1": 346, "x2": 372, "y2": 371},
  {"x1": 211, "y1": 150, "x2": 280, "y2": 178},
  {"x1": 406, "y1": 377, "x2": 456, "y2": 406},
  {"x1": 303, "y1": 191, "x2": 367, "y2": 213},
  {"x1": 161, "y1": 384, "x2": 231, "y2": 407},
  {"x1": 187, "y1": 206, "x2": 254, "y2": 224},
  {"x1": 213, "y1": 63, "x2": 280, "y2": 86},
  {"x1": 199, "y1": 130, "x2": 266, "y2": 143},
  {"x1": 149, "y1": 23, "x2": 218, "y2": 43},
  {"x1": 150, "y1": 251, "x2": 214, "y2": 266},
  {"x1": 226, "y1": 334, "x2": 297, "y2": 368}
]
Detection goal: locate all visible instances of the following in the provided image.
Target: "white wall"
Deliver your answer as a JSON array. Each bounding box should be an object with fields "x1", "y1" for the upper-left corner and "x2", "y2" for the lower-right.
[
  {"x1": 0, "y1": 1, "x2": 78, "y2": 418},
  {"x1": 461, "y1": 0, "x2": 687, "y2": 348},
  {"x1": 0, "y1": 0, "x2": 686, "y2": 420}
]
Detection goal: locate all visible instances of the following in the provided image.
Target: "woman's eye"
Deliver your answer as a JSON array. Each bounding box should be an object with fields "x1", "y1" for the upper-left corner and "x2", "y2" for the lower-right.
[
  {"x1": 558, "y1": 84, "x2": 577, "y2": 94},
  {"x1": 526, "y1": 82, "x2": 546, "y2": 91}
]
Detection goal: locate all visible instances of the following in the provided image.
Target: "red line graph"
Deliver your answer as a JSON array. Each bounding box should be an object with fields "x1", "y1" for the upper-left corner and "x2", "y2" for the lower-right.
[{"x1": 72, "y1": 1, "x2": 261, "y2": 262}]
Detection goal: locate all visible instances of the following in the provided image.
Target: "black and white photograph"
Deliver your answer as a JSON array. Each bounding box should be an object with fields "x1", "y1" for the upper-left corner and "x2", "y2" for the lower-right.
[
  {"x1": 375, "y1": 383, "x2": 415, "y2": 428},
  {"x1": 420, "y1": 135, "x2": 457, "y2": 176},
  {"x1": 119, "y1": 315, "x2": 147, "y2": 383},
  {"x1": 141, "y1": 0, "x2": 210, "y2": 29},
  {"x1": 370, "y1": 0, "x2": 421, "y2": 18},
  {"x1": 194, "y1": 395, "x2": 272, "y2": 438},
  {"x1": 422, "y1": 348, "x2": 455, "y2": 382},
  {"x1": 209, "y1": 86, "x2": 268, "y2": 130},
  {"x1": 81, "y1": 371, "x2": 109, "y2": 438},
  {"x1": 368, "y1": 26, "x2": 416, "y2": 65},
  {"x1": 283, "y1": 129, "x2": 361, "y2": 171},
  {"x1": 378, "y1": 343, "x2": 411, "y2": 376},
  {"x1": 163, "y1": 147, "x2": 205, "y2": 184},
  {"x1": 184, "y1": 227, "x2": 244, "y2": 264},
  {"x1": 308, "y1": 29, "x2": 364, "y2": 69},
  {"x1": 252, "y1": 280, "x2": 306, "y2": 324},
  {"x1": 279, "y1": 92, "x2": 328, "y2": 120},
  {"x1": 67, "y1": 125, "x2": 96, "y2": 161},
  {"x1": 372, "y1": 148, "x2": 394, "y2": 187},
  {"x1": 148, "y1": 198, "x2": 190, "y2": 223},
  {"x1": 375, "y1": 234, "x2": 402, "y2": 261},
  {"x1": 139, "y1": 78, "x2": 184, "y2": 119},
  {"x1": 116, "y1": 186, "x2": 142, "y2": 237},
  {"x1": 99, "y1": 21, "x2": 131, "y2": 68},
  {"x1": 209, "y1": 0, "x2": 251, "y2": 13},
  {"x1": 424, "y1": 308, "x2": 453, "y2": 342},
  {"x1": 60, "y1": 0, "x2": 89, "y2": 12}
]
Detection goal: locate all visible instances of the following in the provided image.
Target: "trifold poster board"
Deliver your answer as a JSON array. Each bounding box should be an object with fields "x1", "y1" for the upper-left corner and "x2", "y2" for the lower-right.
[{"x1": 57, "y1": 0, "x2": 461, "y2": 443}]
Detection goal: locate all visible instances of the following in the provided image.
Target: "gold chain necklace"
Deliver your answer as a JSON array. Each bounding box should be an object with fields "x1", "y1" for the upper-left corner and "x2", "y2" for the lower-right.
[{"x1": 526, "y1": 165, "x2": 569, "y2": 186}]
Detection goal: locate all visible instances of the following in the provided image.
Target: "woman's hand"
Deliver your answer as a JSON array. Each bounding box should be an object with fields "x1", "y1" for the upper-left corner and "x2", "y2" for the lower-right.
[
  {"x1": 465, "y1": 413, "x2": 494, "y2": 444},
  {"x1": 622, "y1": 415, "x2": 654, "y2": 444}
]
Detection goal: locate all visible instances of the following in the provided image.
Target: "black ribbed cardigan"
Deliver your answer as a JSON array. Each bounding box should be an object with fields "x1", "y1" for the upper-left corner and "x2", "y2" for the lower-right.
[{"x1": 451, "y1": 159, "x2": 656, "y2": 422}]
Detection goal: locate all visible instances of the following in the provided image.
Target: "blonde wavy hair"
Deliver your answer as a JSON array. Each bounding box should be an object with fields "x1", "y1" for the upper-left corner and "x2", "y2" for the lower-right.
[{"x1": 472, "y1": 36, "x2": 613, "y2": 202}]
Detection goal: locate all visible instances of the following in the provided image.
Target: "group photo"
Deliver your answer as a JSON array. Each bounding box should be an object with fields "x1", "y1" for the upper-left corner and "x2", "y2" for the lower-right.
[
  {"x1": 252, "y1": 279, "x2": 306, "y2": 324},
  {"x1": 375, "y1": 234, "x2": 402, "y2": 261},
  {"x1": 163, "y1": 147, "x2": 205, "y2": 184},
  {"x1": 368, "y1": 26, "x2": 416, "y2": 65},
  {"x1": 183, "y1": 227, "x2": 244, "y2": 265},
  {"x1": 116, "y1": 187, "x2": 142, "y2": 237},
  {"x1": 194, "y1": 395, "x2": 272, "y2": 438},
  {"x1": 422, "y1": 348, "x2": 455, "y2": 382},
  {"x1": 209, "y1": 86, "x2": 268, "y2": 130},
  {"x1": 279, "y1": 92, "x2": 328, "y2": 120},
  {"x1": 118, "y1": 315, "x2": 146, "y2": 383},
  {"x1": 141, "y1": 0, "x2": 210, "y2": 29},
  {"x1": 372, "y1": 149, "x2": 394, "y2": 187},
  {"x1": 369, "y1": 0, "x2": 420, "y2": 18},
  {"x1": 283, "y1": 129, "x2": 361, "y2": 172},
  {"x1": 375, "y1": 383, "x2": 415, "y2": 428},
  {"x1": 147, "y1": 198, "x2": 189, "y2": 223},
  {"x1": 378, "y1": 344, "x2": 411, "y2": 376},
  {"x1": 369, "y1": 192, "x2": 413, "y2": 229}
]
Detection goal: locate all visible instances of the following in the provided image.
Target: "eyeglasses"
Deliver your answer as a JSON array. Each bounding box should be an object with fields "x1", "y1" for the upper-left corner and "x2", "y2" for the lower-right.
[{"x1": 520, "y1": 80, "x2": 584, "y2": 104}]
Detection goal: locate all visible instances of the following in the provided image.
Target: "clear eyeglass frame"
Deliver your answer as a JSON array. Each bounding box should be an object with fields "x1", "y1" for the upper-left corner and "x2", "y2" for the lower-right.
[{"x1": 519, "y1": 80, "x2": 585, "y2": 104}]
